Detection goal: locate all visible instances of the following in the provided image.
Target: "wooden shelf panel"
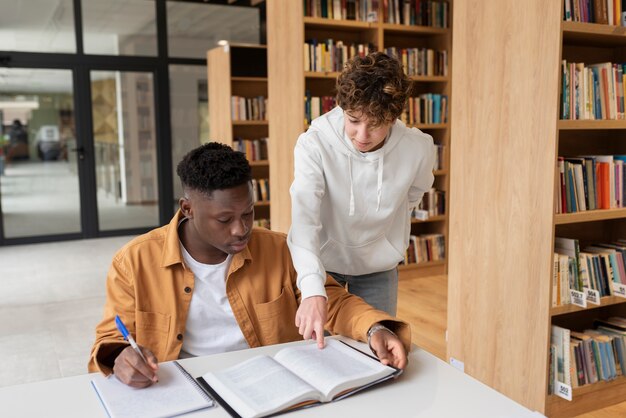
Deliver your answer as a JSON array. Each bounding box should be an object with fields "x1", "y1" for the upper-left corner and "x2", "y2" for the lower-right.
[
  {"x1": 248, "y1": 160, "x2": 269, "y2": 167},
  {"x1": 550, "y1": 295, "x2": 626, "y2": 316},
  {"x1": 232, "y1": 77, "x2": 268, "y2": 82},
  {"x1": 410, "y1": 75, "x2": 449, "y2": 82},
  {"x1": 382, "y1": 23, "x2": 449, "y2": 35},
  {"x1": 303, "y1": 16, "x2": 374, "y2": 30},
  {"x1": 433, "y1": 169, "x2": 448, "y2": 176},
  {"x1": 546, "y1": 375, "x2": 626, "y2": 418},
  {"x1": 554, "y1": 208, "x2": 626, "y2": 224},
  {"x1": 558, "y1": 120, "x2": 626, "y2": 130},
  {"x1": 254, "y1": 201, "x2": 270, "y2": 207},
  {"x1": 232, "y1": 120, "x2": 269, "y2": 126},
  {"x1": 409, "y1": 123, "x2": 448, "y2": 129},
  {"x1": 305, "y1": 71, "x2": 341, "y2": 79},
  {"x1": 411, "y1": 215, "x2": 447, "y2": 224},
  {"x1": 399, "y1": 259, "x2": 446, "y2": 272},
  {"x1": 562, "y1": 21, "x2": 626, "y2": 46}
]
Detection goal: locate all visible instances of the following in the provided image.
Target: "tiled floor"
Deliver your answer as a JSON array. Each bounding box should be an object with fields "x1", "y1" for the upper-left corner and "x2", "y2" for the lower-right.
[
  {"x1": 0, "y1": 235, "x2": 133, "y2": 387},
  {"x1": 0, "y1": 160, "x2": 158, "y2": 238}
]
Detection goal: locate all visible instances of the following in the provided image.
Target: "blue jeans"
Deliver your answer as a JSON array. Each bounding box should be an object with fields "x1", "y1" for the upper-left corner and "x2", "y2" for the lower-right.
[{"x1": 328, "y1": 268, "x2": 398, "y2": 316}]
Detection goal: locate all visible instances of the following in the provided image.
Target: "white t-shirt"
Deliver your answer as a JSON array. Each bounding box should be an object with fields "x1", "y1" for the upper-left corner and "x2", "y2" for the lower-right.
[{"x1": 178, "y1": 244, "x2": 248, "y2": 358}]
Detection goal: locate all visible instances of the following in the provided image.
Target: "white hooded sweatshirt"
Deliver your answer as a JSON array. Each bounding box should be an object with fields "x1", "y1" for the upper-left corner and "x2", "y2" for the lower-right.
[{"x1": 288, "y1": 106, "x2": 436, "y2": 299}]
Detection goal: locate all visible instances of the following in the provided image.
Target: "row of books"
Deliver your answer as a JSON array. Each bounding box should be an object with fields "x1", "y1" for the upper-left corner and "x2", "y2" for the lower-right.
[
  {"x1": 561, "y1": 61, "x2": 626, "y2": 120},
  {"x1": 304, "y1": 0, "x2": 379, "y2": 22},
  {"x1": 433, "y1": 143, "x2": 444, "y2": 170},
  {"x1": 252, "y1": 178, "x2": 270, "y2": 203},
  {"x1": 385, "y1": 47, "x2": 448, "y2": 77},
  {"x1": 400, "y1": 93, "x2": 448, "y2": 125},
  {"x1": 231, "y1": 96, "x2": 268, "y2": 121},
  {"x1": 555, "y1": 155, "x2": 626, "y2": 214},
  {"x1": 303, "y1": 0, "x2": 449, "y2": 28},
  {"x1": 383, "y1": 0, "x2": 449, "y2": 28},
  {"x1": 304, "y1": 40, "x2": 376, "y2": 73},
  {"x1": 564, "y1": 0, "x2": 626, "y2": 25},
  {"x1": 233, "y1": 137, "x2": 268, "y2": 162},
  {"x1": 553, "y1": 237, "x2": 626, "y2": 308},
  {"x1": 253, "y1": 218, "x2": 270, "y2": 229},
  {"x1": 400, "y1": 233, "x2": 445, "y2": 265},
  {"x1": 550, "y1": 318, "x2": 626, "y2": 397},
  {"x1": 416, "y1": 188, "x2": 445, "y2": 217},
  {"x1": 305, "y1": 94, "x2": 337, "y2": 124}
]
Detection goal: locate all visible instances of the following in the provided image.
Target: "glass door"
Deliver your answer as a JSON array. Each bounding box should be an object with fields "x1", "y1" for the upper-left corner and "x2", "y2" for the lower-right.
[
  {"x1": 90, "y1": 70, "x2": 159, "y2": 231},
  {"x1": 0, "y1": 68, "x2": 82, "y2": 239}
]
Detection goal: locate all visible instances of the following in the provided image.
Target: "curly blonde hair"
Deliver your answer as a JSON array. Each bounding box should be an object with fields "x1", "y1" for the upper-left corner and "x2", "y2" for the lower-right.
[{"x1": 336, "y1": 52, "x2": 411, "y2": 127}]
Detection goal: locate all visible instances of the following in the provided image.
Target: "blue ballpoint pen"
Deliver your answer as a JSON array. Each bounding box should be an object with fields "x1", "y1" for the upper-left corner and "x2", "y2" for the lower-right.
[{"x1": 115, "y1": 315, "x2": 148, "y2": 364}]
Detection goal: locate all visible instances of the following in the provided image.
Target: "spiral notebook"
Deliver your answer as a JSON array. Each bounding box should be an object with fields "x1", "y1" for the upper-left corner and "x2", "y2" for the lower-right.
[{"x1": 91, "y1": 360, "x2": 214, "y2": 418}]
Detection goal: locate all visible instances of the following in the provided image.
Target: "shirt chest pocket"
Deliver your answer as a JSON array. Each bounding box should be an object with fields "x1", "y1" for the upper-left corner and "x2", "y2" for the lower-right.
[
  {"x1": 135, "y1": 310, "x2": 171, "y2": 362},
  {"x1": 254, "y1": 288, "x2": 300, "y2": 345}
]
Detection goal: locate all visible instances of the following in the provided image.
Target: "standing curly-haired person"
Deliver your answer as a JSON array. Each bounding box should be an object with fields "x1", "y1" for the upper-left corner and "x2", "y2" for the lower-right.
[{"x1": 289, "y1": 52, "x2": 436, "y2": 348}]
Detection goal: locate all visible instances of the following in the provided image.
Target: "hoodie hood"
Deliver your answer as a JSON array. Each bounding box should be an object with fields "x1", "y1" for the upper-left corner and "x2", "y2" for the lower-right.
[{"x1": 309, "y1": 106, "x2": 405, "y2": 215}]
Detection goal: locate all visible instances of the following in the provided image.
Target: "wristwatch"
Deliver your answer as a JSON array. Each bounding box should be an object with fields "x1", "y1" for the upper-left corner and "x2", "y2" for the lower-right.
[{"x1": 367, "y1": 323, "x2": 397, "y2": 356}]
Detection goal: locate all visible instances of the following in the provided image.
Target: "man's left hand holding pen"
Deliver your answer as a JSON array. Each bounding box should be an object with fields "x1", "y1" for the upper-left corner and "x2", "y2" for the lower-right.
[{"x1": 113, "y1": 315, "x2": 159, "y2": 388}]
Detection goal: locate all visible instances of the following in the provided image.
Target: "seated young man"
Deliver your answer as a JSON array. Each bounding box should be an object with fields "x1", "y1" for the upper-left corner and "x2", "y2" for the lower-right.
[{"x1": 89, "y1": 143, "x2": 410, "y2": 388}]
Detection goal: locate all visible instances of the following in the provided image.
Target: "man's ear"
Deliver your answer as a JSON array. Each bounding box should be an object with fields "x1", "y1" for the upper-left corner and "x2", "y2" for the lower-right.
[{"x1": 179, "y1": 196, "x2": 192, "y2": 219}]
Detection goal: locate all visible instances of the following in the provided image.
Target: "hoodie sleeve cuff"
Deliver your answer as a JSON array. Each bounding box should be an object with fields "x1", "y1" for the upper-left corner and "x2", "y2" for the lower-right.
[{"x1": 299, "y1": 275, "x2": 328, "y2": 300}]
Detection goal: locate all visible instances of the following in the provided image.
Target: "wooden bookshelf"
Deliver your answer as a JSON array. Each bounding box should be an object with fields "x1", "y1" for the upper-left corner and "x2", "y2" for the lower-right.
[
  {"x1": 448, "y1": 2, "x2": 626, "y2": 417},
  {"x1": 267, "y1": 0, "x2": 452, "y2": 279},
  {"x1": 207, "y1": 44, "x2": 270, "y2": 221}
]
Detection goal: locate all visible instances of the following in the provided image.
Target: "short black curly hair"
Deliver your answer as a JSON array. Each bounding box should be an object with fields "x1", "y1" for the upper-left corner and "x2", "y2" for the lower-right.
[
  {"x1": 336, "y1": 52, "x2": 411, "y2": 127},
  {"x1": 177, "y1": 142, "x2": 251, "y2": 196}
]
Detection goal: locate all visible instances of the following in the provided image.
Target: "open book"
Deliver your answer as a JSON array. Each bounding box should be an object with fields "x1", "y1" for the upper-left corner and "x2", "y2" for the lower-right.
[
  {"x1": 91, "y1": 361, "x2": 214, "y2": 418},
  {"x1": 197, "y1": 339, "x2": 402, "y2": 418}
]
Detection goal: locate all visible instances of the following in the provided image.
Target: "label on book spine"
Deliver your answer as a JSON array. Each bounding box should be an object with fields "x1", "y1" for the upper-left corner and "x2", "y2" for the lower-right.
[
  {"x1": 555, "y1": 381, "x2": 572, "y2": 401},
  {"x1": 413, "y1": 209, "x2": 429, "y2": 221},
  {"x1": 612, "y1": 282, "x2": 626, "y2": 298},
  {"x1": 569, "y1": 289, "x2": 586, "y2": 308},
  {"x1": 583, "y1": 288, "x2": 600, "y2": 305}
]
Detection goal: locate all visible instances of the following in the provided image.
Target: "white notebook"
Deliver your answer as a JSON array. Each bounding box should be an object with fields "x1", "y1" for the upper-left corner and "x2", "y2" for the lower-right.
[{"x1": 91, "y1": 360, "x2": 214, "y2": 418}]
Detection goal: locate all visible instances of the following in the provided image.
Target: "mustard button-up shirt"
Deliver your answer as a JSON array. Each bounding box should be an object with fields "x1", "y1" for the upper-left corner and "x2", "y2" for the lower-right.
[{"x1": 89, "y1": 211, "x2": 410, "y2": 375}]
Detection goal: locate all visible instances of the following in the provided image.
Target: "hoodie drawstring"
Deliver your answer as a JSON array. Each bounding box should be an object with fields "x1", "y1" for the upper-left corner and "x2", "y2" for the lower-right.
[
  {"x1": 376, "y1": 153, "x2": 384, "y2": 211},
  {"x1": 348, "y1": 154, "x2": 355, "y2": 216}
]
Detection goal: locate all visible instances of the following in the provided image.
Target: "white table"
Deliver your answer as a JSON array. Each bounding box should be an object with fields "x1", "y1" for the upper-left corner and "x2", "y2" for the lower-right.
[{"x1": 0, "y1": 337, "x2": 544, "y2": 418}]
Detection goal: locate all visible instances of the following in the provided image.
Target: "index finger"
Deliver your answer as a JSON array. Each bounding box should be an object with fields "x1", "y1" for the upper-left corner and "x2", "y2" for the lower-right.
[
  {"x1": 128, "y1": 349, "x2": 158, "y2": 382},
  {"x1": 314, "y1": 323, "x2": 325, "y2": 348},
  {"x1": 141, "y1": 347, "x2": 159, "y2": 371}
]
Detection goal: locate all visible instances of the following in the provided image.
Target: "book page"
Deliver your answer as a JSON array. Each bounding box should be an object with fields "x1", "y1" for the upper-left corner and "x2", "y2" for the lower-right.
[
  {"x1": 91, "y1": 361, "x2": 212, "y2": 418},
  {"x1": 274, "y1": 339, "x2": 394, "y2": 401},
  {"x1": 202, "y1": 355, "x2": 321, "y2": 418}
]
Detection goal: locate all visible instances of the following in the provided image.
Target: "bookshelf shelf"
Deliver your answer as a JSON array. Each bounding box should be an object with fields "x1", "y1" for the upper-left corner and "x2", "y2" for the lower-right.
[
  {"x1": 554, "y1": 208, "x2": 626, "y2": 225},
  {"x1": 447, "y1": 2, "x2": 626, "y2": 417},
  {"x1": 411, "y1": 215, "x2": 447, "y2": 224},
  {"x1": 231, "y1": 77, "x2": 268, "y2": 82},
  {"x1": 410, "y1": 75, "x2": 449, "y2": 82},
  {"x1": 434, "y1": 169, "x2": 448, "y2": 176},
  {"x1": 411, "y1": 123, "x2": 448, "y2": 130},
  {"x1": 558, "y1": 120, "x2": 626, "y2": 130},
  {"x1": 304, "y1": 71, "x2": 342, "y2": 79},
  {"x1": 208, "y1": 44, "x2": 272, "y2": 228},
  {"x1": 550, "y1": 295, "x2": 626, "y2": 316},
  {"x1": 546, "y1": 376, "x2": 626, "y2": 417},
  {"x1": 398, "y1": 259, "x2": 446, "y2": 271},
  {"x1": 232, "y1": 120, "x2": 269, "y2": 126},
  {"x1": 382, "y1": 23, "x2": 448, "y2": 35},
  {"x1": 303, "y1": 16, "x2": 374, "y2": 30},
  {"x1": 562, "y1": 21, "x2": 626, "y2": 45}
]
